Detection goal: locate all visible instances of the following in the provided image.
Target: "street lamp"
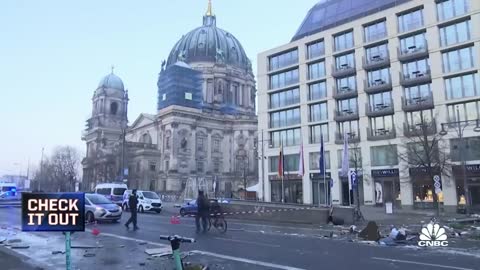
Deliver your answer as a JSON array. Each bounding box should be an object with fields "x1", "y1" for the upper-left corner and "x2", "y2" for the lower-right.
[
  {"x1": 439, "y1": 106, "x2": 480, "y2": 215},
  {"x1": 253, "y1": 130, "x2": 271, "y2": 202}
]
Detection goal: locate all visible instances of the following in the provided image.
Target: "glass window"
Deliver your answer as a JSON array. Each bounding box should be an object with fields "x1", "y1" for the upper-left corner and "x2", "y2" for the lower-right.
[
  {"x1": 334, "y1": 31, "x2": 354, "y2": 52},
  {"x1": 371, "y1": 145, "x2": 398, "y2": 166},
  {"x1": 310, "y1": 123, "x2": 329, "y2": 143},
  {"x1": 442, "y1": 47, "x2": 475, "y2": 73},
  {"x1": 270, "y1": 107, "x2": 301, "y2": 128},
  {"x1": 337, "y1": 148, "x2": 362, "y2": 168},
  {"x1": 367, "y1": 68, "x2": 391, "y2": 86},
  {"x1": 269, "y1": 69, "x2": 299, "y2": 89},
  {"x1": 309, "y1": 102, "x2": 328, "y2": 122},
  {"x1": 369, "y1": 91, "x2": 392, "y2": 111},
  {"x1": 402, "y1": 58, "x2": 430, "y2": 78},
  {"x1": 271, "y1": 180, "x2": 302, "y2": 204},
  {"x1": 337, "y1": 98, "x2": 358, "y2": 113},
  {"x1": 364, "y1": 20, "x2": 387, "y2": 43},
  {"x1": 405, "y1": 84, "x2": 432, "y2": 101},
  {"x1": 196, "y1": 137, "x2": 205, "y2": 152},
  {"x1": 450, "y1": 137, "x2": 480, "y2": 161},
  {"x1": 270, "y1": 154, "x2": 300, "y2": 172},
  {"x1": 370, "y1": 115, "x2": 394, "y2": 132},
  {"x1": 308, "y1": 61, "x2": 326, "y2": 80},
  {"x1": 185, "y1": 92, "x2": 192, "y2": 100},
  {"x1": 336, "y1": 76, "x2": 356, "y2": 91},
  {"x1": 337, "y1": 120, "x2": 359, "y2": 138},
  {"x1": 406, "y1": 110, "x2": 434, "y2": 126},
  {"x1": 365, "y1": 43, "x2": 389, "y2": 63},
  {"x1": 197, "y1": 161, "x2": 204, "y2": 172},
  {"x1": 307, "y1": 40, "x2": 325, "y2": 59},
  {"x1": 400, "y1": 32, "x2": 426, "y2": 53},
  {"x1": 447, "y1": 101, "x2": 480, "y2": 122},
  {"x1": 398, "y1": 9, "x2": 424, "y2": 33},
  {"x1": 308, "y1": 81, "x2": 327, "y2": 100},
  {"x1": 213, "y1": 138, "x2": 221, "y2": 153},
  {"x1": 309, "y1": 151, "x2": 331, "y2": 170},
  {"x1": 437, "y1": 0, "x2": 469, "y2": 21},
  {"x1": 270, "y1": 128, "x2": 301, "y2": 147},
  {"x1": 445, "y1": 73, "x2": 480, "y2": 100},
  {"x1": 335, "y1": 52, "x2": 355, "y2": 70},
  {"x1": 269, "y1": 49, "x2": 299, "y2": 71},
  {"x1": 439, "y1": 20, "x2": 471, "y2": 47},
  {"x1": 269, "y1": 88, "x2": 300, "y2": 109}
]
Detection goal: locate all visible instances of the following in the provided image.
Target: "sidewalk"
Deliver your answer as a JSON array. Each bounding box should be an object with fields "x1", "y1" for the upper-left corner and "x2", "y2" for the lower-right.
[{"x1": 0, "y1": 246, "x2": 38, "y2": 270}]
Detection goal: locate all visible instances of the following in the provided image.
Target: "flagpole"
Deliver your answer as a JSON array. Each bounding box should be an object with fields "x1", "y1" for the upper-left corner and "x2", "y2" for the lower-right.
[{"x1": 323, "y1": 138, "x2": 327, "y2": 206}]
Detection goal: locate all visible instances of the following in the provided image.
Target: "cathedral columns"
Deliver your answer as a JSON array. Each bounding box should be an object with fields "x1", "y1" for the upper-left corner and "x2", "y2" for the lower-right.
[{"x1": 206, "y1": 128, "x2": 213, "y2": 173}]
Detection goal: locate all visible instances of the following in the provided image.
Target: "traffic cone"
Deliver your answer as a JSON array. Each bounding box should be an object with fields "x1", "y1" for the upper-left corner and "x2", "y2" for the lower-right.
[
  {"x1": 170, "y1": 216, "x2": 180, "y2": 224},
  {"x1": 91, "y1": 221, "x2": 100, "y2": 236}
]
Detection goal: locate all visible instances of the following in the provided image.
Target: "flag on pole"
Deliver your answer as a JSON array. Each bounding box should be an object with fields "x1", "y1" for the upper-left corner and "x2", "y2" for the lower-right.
[
  {"x1": 278, "y1": 143, "x2": 284, "y2": 177},
  {"x1": 319, "y1": 135, "x2": 325, "y2": 175},
  {"x1": 298, "y1": 143, "x2": 304, "y2": 176},
  {"x1": 341, "y1": 132, "x2": 349, "y2": 177}
]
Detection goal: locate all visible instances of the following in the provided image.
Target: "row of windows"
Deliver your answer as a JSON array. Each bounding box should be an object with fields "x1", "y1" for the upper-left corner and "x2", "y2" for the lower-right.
[
  {"x1": 270, "y1": 107, "x2": 301, "y2": 128},
  {"x1": 269, "y1": 88, "x2": 300, "y2": 109},
  {"x1": 442, "y1": 46, "x2": 476, "y2": 73},
  {"x1": 269, "y1": 137, "x2": 480, "y2": 174},
  {"x1": 269, "y1": 49, "x2": 298, "y2": 71}
]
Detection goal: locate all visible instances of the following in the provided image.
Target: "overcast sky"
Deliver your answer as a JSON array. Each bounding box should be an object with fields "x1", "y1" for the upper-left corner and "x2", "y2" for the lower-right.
[{"x1": 0, "y1": 0, "x2": 317, "y2": 176}]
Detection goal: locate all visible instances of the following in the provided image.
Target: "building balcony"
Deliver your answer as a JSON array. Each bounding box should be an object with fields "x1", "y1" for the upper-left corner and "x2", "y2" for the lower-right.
[
  {"x1": 335, "y1": 131, "x2": 360, "y2": 145},
  {"x1": 363, "y1": 79, "x2": 392, "y2": 94},
  {"x1": 365, "y1": 102, "x2": 394, "y2": 117},
  {"x1": 366, "y1": 127, "x2": 396, "y2": 141},
  {"x1": 331, "y1": 64, "x2": 356, "y2": 78},
  {"x1": 399, "y1": 70, "x2": 432, "y2": 87},
  {"x1": 332, "y1": 86, "x2": 357, "y2": 99},
  {"x1": 334, "y1": 109, "x2": 359, "y2": 122},
  {"x1": 362, "y1": 53, "x2": 390, "y2": 71},
  {"x1": 397, "y1": 43, "x2": 429, "y2": 62},
  {"x1": 403, "y1": 120, "x2": 437, "y2": 137},
  {"x1": 401, "y1": 94, "x2": 434, "y2": 112}
]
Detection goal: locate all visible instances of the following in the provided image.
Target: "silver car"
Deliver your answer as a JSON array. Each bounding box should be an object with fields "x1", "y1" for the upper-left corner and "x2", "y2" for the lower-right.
[{"x1": 85, "y1": 193, "x2": 123, "y2": 223}]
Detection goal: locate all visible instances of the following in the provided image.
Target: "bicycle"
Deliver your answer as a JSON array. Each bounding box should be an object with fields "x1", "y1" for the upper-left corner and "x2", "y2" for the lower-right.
[
  {"x1": 208, "y1": 213, "x2": 227, "y2": 233},
  {"x1": 159, "y1": 235, "x2": 199, "y2": 270}
]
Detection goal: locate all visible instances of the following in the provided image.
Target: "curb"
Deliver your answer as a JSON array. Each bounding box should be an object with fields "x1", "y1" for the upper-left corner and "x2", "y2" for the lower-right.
[{"x1": 0, "y1": 245, "x2": 50, "y2": 270}]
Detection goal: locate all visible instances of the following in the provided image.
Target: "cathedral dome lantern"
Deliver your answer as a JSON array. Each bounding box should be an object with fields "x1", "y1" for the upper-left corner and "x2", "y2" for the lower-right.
[
  {"x1": 97, "y1": 71, "x2": 125, "y2": 91},
  {"x1": 166, "y1": 0, "x2": 251, "y2": 72}
]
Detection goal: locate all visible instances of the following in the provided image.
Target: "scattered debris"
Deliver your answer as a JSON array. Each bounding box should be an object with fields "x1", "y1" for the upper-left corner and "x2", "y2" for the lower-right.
[
  {"x1": 52, "y1": 251, "x2": 65, "y2": 255},
  {"x1": 119, "y1": 245, "x2": 125, "y2": 248},
  {"x1": 83, "y1": 253, "x2": 95, "y2": 257},
  {"x1": 71, "y1": 245, "x2": 102, "y2": 249},
  {"x1": 145, "y1": 247, "x2": 172, "y2": 256},
  {"x1": 7, "y1": 239, "x2": 21, "y2": 244},
  {"x1": 349, "y1": 225, "x2": 358, "y2": 234},
  {"x1": 358, "y1": 240, "x2": 377, "y2": 245},
  {"x1": 139, "y1": 262, "x2": 146, "y2": 266},
  {"x1": 10, "y1": 245, "x2": 30, "y2": 249},
  {"x1": 138, "y1": 241, "x2": 147, "y2": 245},
  {"x1": 91, "y1": 228, "x2": 100, "y2": 236},
  {"x1": 359, "y1": 221, "x2": 381, "y2": 241}
]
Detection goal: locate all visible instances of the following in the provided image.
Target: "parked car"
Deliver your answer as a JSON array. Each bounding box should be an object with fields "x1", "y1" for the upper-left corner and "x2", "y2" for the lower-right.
[
  {"x1": 122, "y1": 190, "x2": 163, "y2": 213},
  {"x1": 94, "y1": 183, "x2": 128, "y2": 206},
  {"x1": 0, "y1": 182, "x2": 17, "y2": 199},
  {"x1": 85, "y1": 193, "x2": 122, "y2": 223},
  {"x1": 179, "y1": 198, "x2": 229, "y2": 217}
]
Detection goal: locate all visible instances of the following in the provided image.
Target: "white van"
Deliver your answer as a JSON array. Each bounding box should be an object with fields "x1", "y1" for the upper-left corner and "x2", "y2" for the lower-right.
[
  {"x1": 94, "y1": 183, "x2": 128, "y2": 206},
  {"x1": 0, "y1": 182, "x2": 17, "y2": 199},
  {"x1": 122, "y1": 190, "x2": 163, "y2": 213}
]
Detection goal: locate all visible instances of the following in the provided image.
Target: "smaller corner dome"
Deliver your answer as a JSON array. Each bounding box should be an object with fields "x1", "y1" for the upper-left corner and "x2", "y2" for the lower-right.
[{"x1": 98, "y1": 73, "x2": 125, "y2": 91}]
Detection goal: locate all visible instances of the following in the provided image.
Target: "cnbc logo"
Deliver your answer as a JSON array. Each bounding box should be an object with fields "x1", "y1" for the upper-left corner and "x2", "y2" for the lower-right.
[{"x1": 418, "y1": 223, "x2": 448, "y2": 247}]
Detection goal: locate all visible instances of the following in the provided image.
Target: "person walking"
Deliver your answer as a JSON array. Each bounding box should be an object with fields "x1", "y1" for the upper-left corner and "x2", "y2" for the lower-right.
[
  {"x1": 125, "y1": 189, "x2": 139, "y2": 230},
  {"x1": 195, "y1": 190, "x2": 210, "y2": 233}
]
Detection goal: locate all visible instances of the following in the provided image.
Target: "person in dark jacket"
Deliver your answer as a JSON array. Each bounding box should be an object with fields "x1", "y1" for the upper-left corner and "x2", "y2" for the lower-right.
[
  {"x1": 125, "y1": 189, "x2": 139, "y2": 230},
  {"x1": 195, "y1": 190, "x2": 210, "y2": 233}
]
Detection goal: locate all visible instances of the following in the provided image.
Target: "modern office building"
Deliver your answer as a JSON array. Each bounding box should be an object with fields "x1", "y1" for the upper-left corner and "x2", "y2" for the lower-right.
[{"x1": 257, "y1": 0, "x2": 480, "y2": 212}]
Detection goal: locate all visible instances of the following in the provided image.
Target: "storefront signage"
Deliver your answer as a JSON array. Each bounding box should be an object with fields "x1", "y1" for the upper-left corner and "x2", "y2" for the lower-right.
[
  {"x1": 409, "y1": 167, "x2": 440, "y2": 176},
  {"x1": 371, "y1": 169, "x2": 399, "y2": 177},
  {"x1": 466, "y1": 164, "x2": 480, "y2": 174},
  {"x1": 452, "y1": 164, "x2": 480, "y2": 177},
  {"x1": 310, "y1": 172, "x2": 331, "y2": 180}
]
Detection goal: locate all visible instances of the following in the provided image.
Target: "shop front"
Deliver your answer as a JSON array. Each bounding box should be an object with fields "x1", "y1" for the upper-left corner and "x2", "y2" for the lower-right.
[
  {"x1": 372, "y1": 169, "x2": 401, "y2": 208},
  {"x1": 310, "y1": 172, "x2": 331, "y2": 206},
  {"x1": 453, "y1": 164, "x2": 480, "y2": 211},
  {"x1": 339, "y1": 170, "x2": 363, "y2": 206},
  {"x1": 270, "y1": 174, "x2": 303, "y2": 204},
  {"x1": 410, "y1": 168, "x2": 443, "y2": 209}
]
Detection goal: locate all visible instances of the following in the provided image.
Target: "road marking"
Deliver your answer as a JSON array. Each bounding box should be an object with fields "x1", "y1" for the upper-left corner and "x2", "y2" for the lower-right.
[
  {"x1": 371, "y1": 257, "x2": 474, "y2": 270},
  {"x1": 213, "y1": 237, "x2": 281, "y2": 248},
  {"x1": 191, "y1": 250, "x2": 306, "y2": 270},
  {"x1": 85, "y1": 229, "x2": 170, "y2": 248}
]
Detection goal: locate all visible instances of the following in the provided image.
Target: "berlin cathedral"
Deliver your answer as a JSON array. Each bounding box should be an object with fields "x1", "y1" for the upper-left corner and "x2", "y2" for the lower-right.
[{"x1": 81, "y1": 1, "x2": 258, "y2": 196}]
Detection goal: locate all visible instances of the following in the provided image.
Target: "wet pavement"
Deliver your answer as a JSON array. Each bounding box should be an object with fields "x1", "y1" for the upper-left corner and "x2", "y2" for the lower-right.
[{"x1": 1, "y1": 206, "x2": 480, "y2": 270}]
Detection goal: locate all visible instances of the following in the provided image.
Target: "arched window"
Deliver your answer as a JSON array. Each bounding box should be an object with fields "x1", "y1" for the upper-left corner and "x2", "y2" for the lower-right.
[{"x1": 110, "y1": 102, "x2": 118, "y2": 115}]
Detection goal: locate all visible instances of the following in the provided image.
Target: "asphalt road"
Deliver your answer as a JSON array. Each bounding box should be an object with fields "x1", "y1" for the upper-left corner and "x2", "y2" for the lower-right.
[{"x1": 1, "y1": 207, "x2": 479, "y2": 270}]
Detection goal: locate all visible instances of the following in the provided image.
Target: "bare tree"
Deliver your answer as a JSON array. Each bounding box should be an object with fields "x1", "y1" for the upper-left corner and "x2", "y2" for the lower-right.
[
  {"x1": 397, "y1": 111, "x2": 450, "y2": 216},
  {"x1": 348, "y1": 136, "x2": 364, "y2": 221},
  {"x1": 32, "y1": 146, "x2": 81, "y2": 192}
]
